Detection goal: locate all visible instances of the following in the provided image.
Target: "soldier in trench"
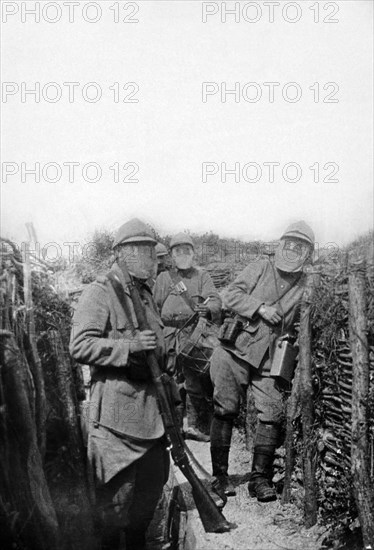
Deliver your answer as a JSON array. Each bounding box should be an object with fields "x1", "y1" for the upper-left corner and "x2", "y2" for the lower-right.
[
  {"x1": 147, "y1": 242, "x2": 172, "y2": 290},
  {"x1": 70, "y1": 218, "x2": 169, "y2": 550},
  {"x1": 153, "y1": 233, "x2": 222, "y2": 442},
  {"x1": 209, "y1": 221, "x2": 315, "y2": 502},
  {"x1": 155, "y1": 242, "x2": 172, "y2": 276}
]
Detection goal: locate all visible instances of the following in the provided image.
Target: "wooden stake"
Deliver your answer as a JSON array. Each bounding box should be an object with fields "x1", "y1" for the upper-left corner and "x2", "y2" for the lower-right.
[
  {"x1": 281, "y1": 366, "x2": 301, "y2": 504},
  {"x1": 349, "y1": 260, "x2": 374, "y2": 548},
  {"x1": 23, "y1": 241, "x2": 47, "y2": 458},
  {"x1": 299, "y1": 268, "x2": 318, "y2": 527}
]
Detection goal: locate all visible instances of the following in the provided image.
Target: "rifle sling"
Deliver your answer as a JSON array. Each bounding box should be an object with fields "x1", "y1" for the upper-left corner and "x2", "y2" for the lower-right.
[
  {"x1": 107, "y1": 272, "x2": 137, "y2": 334},
  {"x1": 269, "y1": 259, "x2": 301, "y2": 334}
]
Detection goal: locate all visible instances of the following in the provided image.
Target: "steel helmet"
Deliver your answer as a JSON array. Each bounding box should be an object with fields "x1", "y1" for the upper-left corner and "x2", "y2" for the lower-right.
[
  {"x1": 281, "y1": 221, "x2": 315, "y2": 247},
  {"x1": 155, "y1": 243, "x2": 168, "y2": 257},
  {"x1": 112, "y1": 218, "x2": 157, "y2": 249},
  {"x1": 169, "y1": 233, "x2": 194, "y2": 250}
]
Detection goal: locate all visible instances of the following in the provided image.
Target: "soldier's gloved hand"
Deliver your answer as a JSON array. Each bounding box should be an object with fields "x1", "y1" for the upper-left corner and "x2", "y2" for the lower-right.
[
  {"x1": 129, "y1": 330, "x2": 157, "y2": 353},
  {"x1": 194, "y1": 304, "x2": 209, "y2": 318},
  {"x1": 258, "y1": 304, "x2": 282, "y2": 325}
]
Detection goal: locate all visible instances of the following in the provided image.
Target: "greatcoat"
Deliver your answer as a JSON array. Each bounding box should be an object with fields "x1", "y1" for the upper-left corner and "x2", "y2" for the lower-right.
[{"x1": 70, "y1": 263, "x2": 165, "y2": 485}]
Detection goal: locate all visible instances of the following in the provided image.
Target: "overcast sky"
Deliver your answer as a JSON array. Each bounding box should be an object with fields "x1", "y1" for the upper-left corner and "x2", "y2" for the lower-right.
[{"x1": 1, "y1": 0, "x2": 373, "y2": 251}]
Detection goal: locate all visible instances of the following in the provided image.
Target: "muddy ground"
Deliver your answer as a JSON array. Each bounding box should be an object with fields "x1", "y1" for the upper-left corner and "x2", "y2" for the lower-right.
[{"x1": 176, "y1": 429, "x2": 325, "y2": 550}]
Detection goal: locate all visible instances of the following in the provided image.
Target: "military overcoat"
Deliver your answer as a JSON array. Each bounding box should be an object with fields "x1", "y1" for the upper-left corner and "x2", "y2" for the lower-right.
[
  {"x1": 70, "y1": 263, "x2": 165, "y2": 483},
  {"x1": 223, "y1": 258, "x2": 305, "y2": 369}
]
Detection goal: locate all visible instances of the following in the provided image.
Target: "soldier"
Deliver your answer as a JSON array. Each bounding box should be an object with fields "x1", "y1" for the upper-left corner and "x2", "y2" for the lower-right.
[
  {"x1": 153, "y1": 233, "x2": 222, "y2": 442},
  {"x1": 70, "y1": 218, "x2": 169, "y2": 550},
  {"x1": 155, "y1": 242, "x2": 172, "y2": 276},
  {"x1": 209, "y1": 221, "x2": 315, "y2": 502},
  {"x1": 147, "y1": 243, "x2": 172, "y2": 291}
]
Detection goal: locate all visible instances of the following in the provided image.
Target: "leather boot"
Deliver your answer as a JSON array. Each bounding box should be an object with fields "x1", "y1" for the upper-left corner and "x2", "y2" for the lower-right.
[
  {"x1": 199, "y1": 398, "x2": 213, "y2": 436},
  {"x1": 184, "y1": 395, "x2": 210, "y2": 442},
  {"x1": 247, "y1": 446, "x2": 276, "y2": 502},
  {"x1": 210, "y1": 446, "x2": 236, "y2": 498}
]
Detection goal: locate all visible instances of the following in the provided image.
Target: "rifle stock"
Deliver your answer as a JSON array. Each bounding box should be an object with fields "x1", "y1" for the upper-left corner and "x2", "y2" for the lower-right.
[{"x1": 109, "y1": 270, "x2": 233, "y2": 533}]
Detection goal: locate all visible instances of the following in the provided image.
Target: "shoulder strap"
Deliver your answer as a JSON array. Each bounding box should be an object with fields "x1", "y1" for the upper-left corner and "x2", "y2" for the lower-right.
[
  {"x1": 269, "y1": 260, "x2": 301, "y2": 333},
  {"x1": 268, "y1": 261, "x2": 301, "y2": 307},
  {"x1": 198, "y1": 268, "x2": 203, "y2": 296},
  {"x1": 106, "y1": 272, "x2": 136, "y2": 335},
  {"x1": 168, "y1": 269, "x2": 196, "y2": 313}
]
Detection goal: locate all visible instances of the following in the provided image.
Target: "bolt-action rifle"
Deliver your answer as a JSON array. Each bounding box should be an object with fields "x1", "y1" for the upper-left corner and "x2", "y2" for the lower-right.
[{"x1": 107, "y1": 267, "x2": 233, "y2": 534}]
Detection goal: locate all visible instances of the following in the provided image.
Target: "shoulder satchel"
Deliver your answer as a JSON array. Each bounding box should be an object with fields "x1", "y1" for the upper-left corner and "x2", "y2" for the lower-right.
[
  {"x1": 166, "y1": 270, "x2": 218, "y2": 374},
  {"x1": 179, "y1": 316, "x2": 220, "y2": 376}
]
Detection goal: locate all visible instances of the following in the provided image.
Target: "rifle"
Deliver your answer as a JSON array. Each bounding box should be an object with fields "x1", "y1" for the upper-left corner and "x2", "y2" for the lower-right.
[{"x1": 107, "y1": 268, "x2": 234, "y2": 534}]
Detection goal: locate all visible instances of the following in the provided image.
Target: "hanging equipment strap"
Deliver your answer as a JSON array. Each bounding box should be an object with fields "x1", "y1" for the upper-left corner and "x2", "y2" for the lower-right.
[{"x1": 168, "y1": 269, "x2": 197, "y2": 312}]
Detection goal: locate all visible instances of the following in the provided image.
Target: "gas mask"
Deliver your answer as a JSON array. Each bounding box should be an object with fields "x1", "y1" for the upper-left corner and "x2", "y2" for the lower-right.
[
  {"x1": 157, "y1": 255, "x2": 172, "y2": 275},
  {"x1": 275, "y1": 238, "x2": 311, "y2": 273},
  {"x1": 171, "y1": 244, "x2": 194, "y2": 270},
  {"x1": 117, "y1": 243, "x2": 156, "y2": 280}
]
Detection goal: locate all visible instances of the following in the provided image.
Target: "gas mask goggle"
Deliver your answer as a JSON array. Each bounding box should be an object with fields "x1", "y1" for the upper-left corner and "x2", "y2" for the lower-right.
[
  {"x1": 283, "y1": 238, "x2": 310, "y2": 257},
  {"x1": 171, "y1": 244, "x2": 194, "y2": 270},
  {"x1": 275, "y1": 238, "x2": 312, "y2": 273},
  {"x1": 117, "y1": 243, "x2": 157, "y2": 280}
]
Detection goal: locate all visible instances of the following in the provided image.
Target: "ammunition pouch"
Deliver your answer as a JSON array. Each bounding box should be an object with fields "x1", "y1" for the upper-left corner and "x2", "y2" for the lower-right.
[{"x1": 218, "y1": 316, "x2": 243, "y2": 346}]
